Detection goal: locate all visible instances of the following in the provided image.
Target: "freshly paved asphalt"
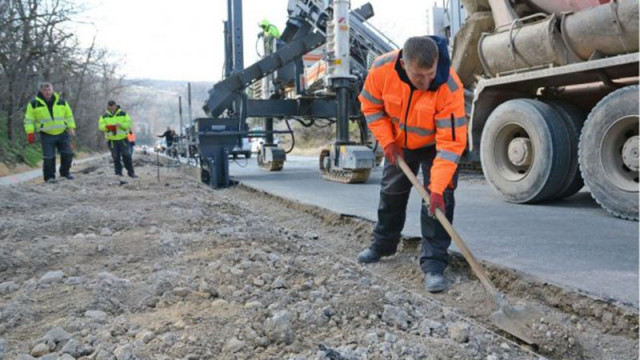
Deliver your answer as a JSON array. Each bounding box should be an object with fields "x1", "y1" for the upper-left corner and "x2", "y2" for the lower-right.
[{"x1": 227, "y1": 155, "x2": 639, "y2": 308}]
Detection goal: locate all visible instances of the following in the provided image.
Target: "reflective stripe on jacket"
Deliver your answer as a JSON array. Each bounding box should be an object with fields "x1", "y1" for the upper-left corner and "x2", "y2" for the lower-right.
[
  {"x1": 24, "y1": 93, "x2": 75, "y2": 135},
  {"x1": 358, "y1": 45, "x2": 467, "y2": 195},
  {"x1": 99, "y1": 108, "x2": 132, "y2": 141}
]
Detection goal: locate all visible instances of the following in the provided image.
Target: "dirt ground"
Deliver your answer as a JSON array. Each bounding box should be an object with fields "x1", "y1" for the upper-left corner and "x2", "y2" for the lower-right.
[
  {"x1": 0, "y1": 157, "x2": 637, "y2": 360},
  {"x1": 0, "y1": 152, "x2": 95, "y2": 177}
]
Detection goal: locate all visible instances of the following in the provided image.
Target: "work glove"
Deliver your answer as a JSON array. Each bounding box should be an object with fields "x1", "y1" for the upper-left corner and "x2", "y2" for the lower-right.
[
  {"x1": 383, "y1": 142, "x2": 403, "y2": 166},
  {"x1": 27, "y1": 132, "x2": 35, "y2": 144},
  {"x1": 429, "y1": 192, "x2": 445, "y2": 217}
]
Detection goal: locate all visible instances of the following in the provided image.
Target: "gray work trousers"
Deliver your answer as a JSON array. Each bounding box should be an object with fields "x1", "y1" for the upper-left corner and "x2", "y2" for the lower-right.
[{"x1": 371, "y1": 146, "x2": 457, "y2": 274}]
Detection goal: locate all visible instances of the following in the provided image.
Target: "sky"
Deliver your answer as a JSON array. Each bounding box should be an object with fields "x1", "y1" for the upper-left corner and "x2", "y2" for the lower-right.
[{"x1": 71, "y1": 0, "x2": 439, "y2": 82}]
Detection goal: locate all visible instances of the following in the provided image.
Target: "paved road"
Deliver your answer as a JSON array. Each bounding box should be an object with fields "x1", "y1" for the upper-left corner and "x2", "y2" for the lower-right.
[
  {"x1": 0, "y1": 154, "x2": 109, "y2": 186},
  {"x1": 228, "y1": 155, "x2": 639, "y2": 308}
]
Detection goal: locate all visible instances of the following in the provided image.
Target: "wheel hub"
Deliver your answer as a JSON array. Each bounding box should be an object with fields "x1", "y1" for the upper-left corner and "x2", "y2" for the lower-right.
[
  {"x1": 622, "y1": 135, "x2": 639, "y2": 172},
  {"x1": 601, "y1": 115, "x2": 639, "y2": 192},
  {"x1": 507, "y1": 137, "x2": 532, "y2": 167}
]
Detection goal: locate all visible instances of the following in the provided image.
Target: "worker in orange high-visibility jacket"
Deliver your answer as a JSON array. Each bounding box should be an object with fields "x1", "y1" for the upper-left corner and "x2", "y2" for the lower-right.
[
  {"x1": 127, "y1": 130, "x2": 136, "y2": 153},
  {"x1": 356, "y1": 36, "x2": 467, "y2": 293}
]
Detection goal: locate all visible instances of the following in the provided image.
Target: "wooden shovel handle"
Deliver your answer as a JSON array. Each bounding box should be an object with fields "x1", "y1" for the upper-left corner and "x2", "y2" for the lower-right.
[{"x1": 396, "y1": 157, "x2": 501, "y2": 299}]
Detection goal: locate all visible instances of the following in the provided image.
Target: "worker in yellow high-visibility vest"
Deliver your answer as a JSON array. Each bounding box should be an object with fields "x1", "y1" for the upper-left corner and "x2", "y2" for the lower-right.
[
  {"x1": 99, "y1": 100, "x2": 137, "y2": 178},
  {"x1": 24, "y1": 82, "x2": 76, "y2": 183}
]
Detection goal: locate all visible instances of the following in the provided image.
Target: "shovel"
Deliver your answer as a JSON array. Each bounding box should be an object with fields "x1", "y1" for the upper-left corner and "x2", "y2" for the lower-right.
[{"x1": 396, "y1": 157, "x2": 540, "y2": 344}]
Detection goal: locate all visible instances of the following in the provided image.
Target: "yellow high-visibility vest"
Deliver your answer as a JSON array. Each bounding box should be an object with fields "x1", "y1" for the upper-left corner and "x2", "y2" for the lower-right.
[
  {"x1": 24, "y1": 93, "x2": 75, "y2": 135},
  {"x1": 99, "y1": 108, "x2": 132, "y2": 141}
]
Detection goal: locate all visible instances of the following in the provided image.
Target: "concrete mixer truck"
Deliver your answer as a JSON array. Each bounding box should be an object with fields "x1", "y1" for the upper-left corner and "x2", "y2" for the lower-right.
[{"x1": 452, "y1": 0, "x2": 638, "y2": 220}]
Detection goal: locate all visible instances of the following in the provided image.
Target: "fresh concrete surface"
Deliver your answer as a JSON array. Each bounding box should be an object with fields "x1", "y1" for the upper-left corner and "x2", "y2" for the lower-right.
[{"x1": 228, "y1": 155, "x2": 639, "y2": 308}]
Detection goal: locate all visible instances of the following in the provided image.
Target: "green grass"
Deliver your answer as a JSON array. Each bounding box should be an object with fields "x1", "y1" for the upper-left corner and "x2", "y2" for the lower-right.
[{"x1": 0, "y1": 116, "x2": 42, "y2": 167}]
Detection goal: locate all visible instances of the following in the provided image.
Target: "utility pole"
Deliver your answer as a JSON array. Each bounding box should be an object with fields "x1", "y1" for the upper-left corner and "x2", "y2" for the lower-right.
[
  {"x1": 178, "y1": 96, "x2": 183, "y2": 137},
  {"x1": 187, "y1": 83, "x2": 194, "y2": 163},
  {"x1": 187, "y1": 83, "x2": 193, "y2": 126}
]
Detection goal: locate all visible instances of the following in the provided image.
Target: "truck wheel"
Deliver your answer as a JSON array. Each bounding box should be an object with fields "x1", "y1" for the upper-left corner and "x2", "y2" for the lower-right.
[
  {"x1": 579, "y1": 86, "x2": 639, "y2": 221},
  {"x1": 480, "y1": 99, "x2": 571, "y2": 203},
  {"x1": 545, "y1": 101, "x2": 585, "y2": 200}
]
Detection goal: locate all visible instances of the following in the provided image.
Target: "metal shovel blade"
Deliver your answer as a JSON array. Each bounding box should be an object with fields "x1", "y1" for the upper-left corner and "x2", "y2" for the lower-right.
[{"x1": 490, "y1": 301, "x2": 543, "y2": 345}]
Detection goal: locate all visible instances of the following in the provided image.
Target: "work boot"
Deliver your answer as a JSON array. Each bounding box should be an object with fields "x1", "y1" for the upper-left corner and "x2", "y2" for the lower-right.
[
  {"x1": 356, "y1": 248, "x2": 382, "y2": 264},
  {"x1": 424, "y1": 272, "x2": 447, "y2": 293},
  {"x1": 128, "y1": 173, "x2": 138, "y2": 178},
  {"x1": 60, "y1": 154, "x2": 73, "y2": 178},
  {"x1": 63, "y1": 174, "x2": 74, "y2": 180},
  {"x1": 45, "y1": 178, "x2": 57, "y2": 184}
]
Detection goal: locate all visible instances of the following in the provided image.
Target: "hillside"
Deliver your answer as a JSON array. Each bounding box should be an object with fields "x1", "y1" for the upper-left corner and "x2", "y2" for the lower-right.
[{"x1": 117, "y1": 80, "x2": 213, "y2": 146}]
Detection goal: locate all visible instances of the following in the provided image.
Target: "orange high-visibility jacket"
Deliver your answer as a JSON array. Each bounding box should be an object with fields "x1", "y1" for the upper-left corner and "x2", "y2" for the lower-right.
[
  {"x1": 358, "y1": 40, "x2": 467, "y2": 195},
  {"x1": 128, "y1": 132, "x2": 136, "y2": 142}
]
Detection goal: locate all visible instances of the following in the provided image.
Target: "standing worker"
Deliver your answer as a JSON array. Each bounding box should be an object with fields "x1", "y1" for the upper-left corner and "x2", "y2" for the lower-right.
[
  {"x1": 356, "y1": 36, "x2": 467, "y2": 293},
  {"x1": 24, "y1": 82, "x2": 76, "y2": 183},
  {"x1": 99, "y1": 100, "x2": 137, "y2": 178},
  {"x1": 258, "y1": 19, "x2": 280, "y2": 53},
  {"x1": 157, "y1": 127, "x2": 175, "y2": 148},
  {"x1": 127, "y1": 130, "x2": 136, "y2": 154},
  {"x1": 157, "y1": 127, "x2": 176, "y2": 155}
]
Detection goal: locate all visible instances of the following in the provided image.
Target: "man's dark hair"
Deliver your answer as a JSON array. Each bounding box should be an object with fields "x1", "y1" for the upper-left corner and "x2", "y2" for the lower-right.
[{"x1": 402, "y1": 36, "x2": 439, "y2": 68}]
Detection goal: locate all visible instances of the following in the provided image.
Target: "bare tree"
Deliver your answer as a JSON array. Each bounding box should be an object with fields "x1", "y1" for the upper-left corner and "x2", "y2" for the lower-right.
[
  {"x1": 0, "y1": 0, "x2": 77, "y2": 140},
  {"x1": 0, "y1": 0, "x2": 127, "y2": 154}
]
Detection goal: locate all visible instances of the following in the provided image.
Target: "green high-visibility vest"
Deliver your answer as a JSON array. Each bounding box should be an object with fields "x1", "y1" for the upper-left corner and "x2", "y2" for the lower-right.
[
  {"x1": 265, "y1": 24, "x2": 280, "y2": 39},
  {"x1": 262, "y1": 23, "x2": 280, "y2": 38}
]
